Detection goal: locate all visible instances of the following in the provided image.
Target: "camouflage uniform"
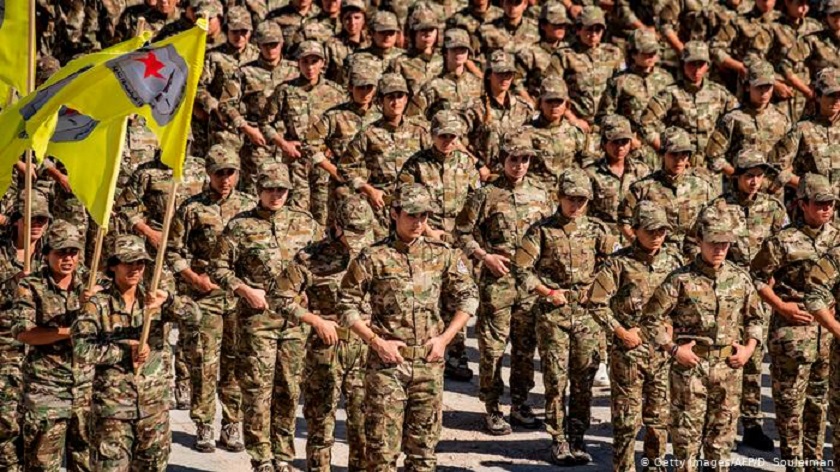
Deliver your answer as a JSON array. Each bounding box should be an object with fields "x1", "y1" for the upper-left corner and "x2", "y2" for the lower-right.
[
  {"x1": 512, "y1": 169, "x2": 618, "y2": 464},
  {"x1": 337, "y1": 184, "x2": 479, "y2": 472},
  {"x1": 272, "y1": 196, "x2": 375, "y2": 472},
  {"x1": 514, "y1": 3, "x2": 572, "y2": 100},
  {"x1": 220, "y1": 21, "x2": 300, "y2": 195},
  {"x1": 447, "y1": 2, "x2": 504, "y2": 58},
  {"x1": 344, "y1": 12, "x2": 406, "y2": 78},
  {"x1": 12, "y1": 222, "x2": 91, "y2": 472},
  {"x1": 166, "y1": 147, "x2": 257, "y2": 450},
  {"x1": 267, "y1": 0, "x2": 323, "y2": 56},
  {"x1": 454, "y1": 135, "x2": 553, "y2": 427},
  {"x1": 619, "y1": 127, "x2": 715, "y2": 250},
  {"x1": 338, "y1": 74, "x2": 432, "y2": 239},
  {"x1": 476, "y1": 8, "x2": 540, "y2": 58},
  {"x1": 72, "y1": 235, "x2": 174, "y2": 472},
  {"x1": 710, "y1": 6, "x2": 781, "y2": 87},
  {"x1": 209, "y1": 163, "x2": 322, "y2": 469},
  {"x1": 387, "y1": 9, "x2": 445, "y2": 95},
  {"x1": 774, "y1": 12, "x2": 823, "y2": 123},
  {"x1": 323, "y1": 0, "x2": 371, "y2": 85},
  {"x1": 750, "y1": 174, "x2": 840, "y2": 467},
  {"x1": 641, "y1": 213, "x2": 764, "y2": 472},
  {"x1": 588, "y1": 203, "x2": 684, "y2": 472},
  {"x1": 111, "y1": 4, "x2": 182, "y2": 45}
]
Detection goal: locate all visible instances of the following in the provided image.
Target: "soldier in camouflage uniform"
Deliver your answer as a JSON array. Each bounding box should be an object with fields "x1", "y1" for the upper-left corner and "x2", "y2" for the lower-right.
[
  {"x1": 588, "y1": 202, "x2": 684, "y2": 472},
  {"x1": 775, "y1": 0, "x2": 824, "y2": 124},
  {"x1": 0, "y1": 193, "x2": 50, "y2": 472},
  {"x1": 619, "y1": 127, "x2": 715, "y2": 250},
  {"x1": 657, "y1": 0, "x2": 742, "y2": 72},
  {"x1": 262, "y1": 40, "x2": 345, "y2": 225},
  {"x1": 683, "y1": 150, "x2": 787, "y2": 452},
  {"x1": 12, "y1": 221, "x2": 92, "y2": 472},
  {"x1": 323, "y1": 0, "x2": 370, "y2": 85},
  {"x1": 388, "y1": 9, "x2": 444, "y2": 96},
  {"x1": 272, "y1": 195, "x2": 375, "y2": 472},
  {"x1": 210, "y1": 162, "x2": 322, "y2": 472},
  {"x1": 513, "y1": 169, "x2": 618, "y2": 466},
  {"x1": 640, "y1": 41, "x2": 738, "y2": 173},
  {"x1": 219, "y1": 21, "x2": 300, "y2": 195},
  {"x1": 398, "y1": 110, "x2": 481, "y2": 381},
  {"x1": 267, "y1": 0, "x2": 323, "y2": 56},
  {"x1": 407, "y1": 27, "x2": 483, "y2": 120},
  {"x1": 447, "y1": 0, "x2": 502, "y2": 63},
  {"x1": 514, "y1": 2, "x2": 571, "y2": 101},
  {"x1": 705, "y1": 60, "x2": 791, "y2": 184},
  {"x1": 751, "y1": 173, "x2": 840, "y2": 470},
  {"x1": 344, "y1": 11, "x2": 406, "y2": 81},
  {"x1": 476, "y1": 0, "x2": 539, "y2": 59},
  {"x1": 72, "y1": 235, "x2": 172, "y2": 471},
  {"x1": 461, "y1": 50, "x2": 534, "y2": 173},
  {"x1": 337, "y1": 183, "x2": 479, "y2": 472},
  {"x1": 546, "y1": 6, "x2": 625, "y2": 131},
  {"x1": 585, "y1": 114, "x2": 653, "y2": 241},
  {"x1": 338, "y1": 73, "x2": 432, "y2": 240},
  {"x1": 166, "y1": 146, "x2": 257, "y2": 453},
  {"x1": 783, "y1": 0, "x2": 840, "y2": 106},
  {"x1": 290, "y1": 0, "x2": 343, "y2": 46},
  {"x1": 302, "y1": 59, "x2": 382, "y2": 224},
  {"x1": 641, "y1": 210, "x2": 764, "y2": 472},
  {"x1": 454, "y1": 133, "x2": 553, "y2": 434},
  {"x1": 111, "y1": 0, "x2": 182, "y2": 45}
]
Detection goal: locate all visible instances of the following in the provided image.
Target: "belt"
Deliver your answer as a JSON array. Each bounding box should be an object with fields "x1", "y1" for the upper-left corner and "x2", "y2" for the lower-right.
[
  {"x1": 690, "y1": 344, "x2": 733, "y2": 359},
  {"x1": 398, "y1": 345, "x2": 430, "y2": 361}
]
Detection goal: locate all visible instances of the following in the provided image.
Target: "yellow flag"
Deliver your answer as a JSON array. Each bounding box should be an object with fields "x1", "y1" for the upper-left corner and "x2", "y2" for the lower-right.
[
  {"x1": 0, "y1": 0, "x2": 29, "y2": 93},
  {"x1": 27, "y1": 20, "x2": 207, "y2": 180},
  {"x1": 0, "y1": 32, "x2": 152, "y2": 208}
]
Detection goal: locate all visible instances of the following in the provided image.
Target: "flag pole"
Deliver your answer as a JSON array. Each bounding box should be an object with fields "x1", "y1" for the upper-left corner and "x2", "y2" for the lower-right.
[{"x1": 22, "y1": 0, "x2": 36, "y2": 273}]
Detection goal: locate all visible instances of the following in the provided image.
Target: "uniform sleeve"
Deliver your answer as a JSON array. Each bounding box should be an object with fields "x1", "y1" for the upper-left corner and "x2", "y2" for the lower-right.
[
  {"x1": 165, "y1": 202, "x2": 191, "y2": 275},
  {"x1": 512, "y1": 224, "x2": 545, "y2": 294},
  {"x1": 704, "y1": 114, "x2": 735, "y2": 173},
  {"x1": 272, "y1": 258, "x2": 312, "y2": 321},
  {"x1": 219, "y1": 72, "x2": 247, "y2": 130},
  {"x1": 303, "y1": 113, "x2": 333, "y2": 166},
  {"x1": 710, "y1": 21, "x2": 738, "y2": 66},
  {"x1": 114, "y1": 171, "x2": 148, "y2": 229},
  {"x1": 442, "y1": 248, "x2": 479, "y2": 317},
  {"x1": 596, "y1": 76, "x2": 620, "y2": 125},
  {"x1": 805, "y1": 251, "x2": 840, "y2": 313},
  {"x1": 261, "y1": 85, "x2": 287, "y2": 142},
  {"x1": 338, "y1": 132, "x2": 371, "y2": 191},
  {"x1": 769, "y1": 126, "x2": 802, "y2": 187},
  {"x1": 742, "y1": 276, "x2": 764, "y2": 344},
  {"x1": 639, "y1": 89, "x2": 673, "y2": 146},
  {"x1": 587, "y1": 258, "x2": 624, "y2": 332},
  {"x1": 617, "y1": 182, "x2": 641, "y2": 227},
  {"x1": 209, "y1": 223, "x2": 244, "y2": 292},
  {"x1": 750, "y1": 236, "x2": 783, "y2": 291},
  {"x1": 71, "y1": 300, "x2": 130, "y2": 367},
  {"x1": 197, "y1": 55, "x2": 220, "y2": 113},
  {"x1": 454, "y1": 189, "x2": 487, "y2": 257},
  {"x1": 337, "y1": 252, "x2": 372, "y2": 328},
  {"x1": 641, "y1": 273, "x2": 680, "y2": 349},
  {"x1": 10, "y1": 278, "x2": 37, "y2": 339},
  {"x1": 656, "y1": 0, "x2": 681, "y2": 37}
]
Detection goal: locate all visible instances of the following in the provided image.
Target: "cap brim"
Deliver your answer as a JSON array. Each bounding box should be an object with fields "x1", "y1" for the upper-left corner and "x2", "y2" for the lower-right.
[
  {"x1": 735, "y1": 162, "x2": 771, "y2": 173},
  {"x1": 117, "y1": 251, "x2": 153, "y2": 263},
  {"x1": 606, "y1": 132, "x2": 634, "y2": 141},
  {"x1": 51, "y1": 241, "x2": 85, "y2": 251},
  {"x1": 380, "y1": 86, "x2": 409, "y2": 95},
  {"x1": 259, "y1": 181, "x2": 292, "y2": 190},
  {"x1": 432, "y1": 127, "x2": 462, "y2": 137},
  {"x1": 561, "y1": 190, "x2": 592, "y2": 199},
  {"x1": 665, "y1": 146, "x2": 695, "y2": 154},
  {"x1": 683, "y1": 55, "x2": 710, "y2": 63},
  {"x1": 541, "y1": 92, "x2": 568, "y2": 101},
  {"x1": 581, "y1": 18, "x2": 606, "y2": 27},
  {"x1": 444, "y1": 41, "x2": 472, "y2": 51},
  {"x1": 822, "y1": 86, "x2": 840, "y2": 95},
  {"x1": 228, "y1": 22, "x2": 252, "y2": 30},
  {"x1": 703, "y1": 232, "x2": 736, "y2": 243},
  {"x1": 636, "y1": 45, "x2": 660, "y2": 54},
  {"x1": 373, "y1": 24, "x2": 400, "y2": 32},
  {"x1": 814, "y1": 193, "x2": 838, "y2": 202},
  {"x1": 490, "y1": 65, "x2": 516, "y2": 74},
  {"x1": 750, "y1": 78, "x2": 775, "y2": 87},
  {"x1": 208, "y1": 163, "x2": 240, "y2": 173}
]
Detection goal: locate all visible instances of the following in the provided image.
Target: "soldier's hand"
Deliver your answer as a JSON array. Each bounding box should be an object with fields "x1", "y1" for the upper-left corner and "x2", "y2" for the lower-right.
[
  {"x1": 242, "y1": 125, "x2": 267, "y2": 147},
  {"x1": 674, "y1": 341, "x2": 700, "y2": 368},
  {"x1": 774, "y1": 81, "x2": 793, "y2": 100},
  {"x1": 616, "y1": 326, "x2": 642, "y2": 350},
  {"x1": 727, "y1": 342, "x2": 754, "y2": 369},
  {"x1": 425, "y1": 228, "x2": 448, "y2": 241},
  {"x1": 373, "y1": 338, "x2": 406, "y2": 364},
  {"x1": 128, "y1": 340, "x2": 151, "y2": 369},
  {"x1": 483, "y1": 254, "x2": 510, "y2": 277},
  {"x1": 424, "y1": 336, "x2": 448, "y2": 363},
  {"x1": 777, "y1": 301, "x2": 813, "y2": 325},
  {"x1": 364, "y1": 187, "x2": 386, "y2": 210},
  {"x1": 478, "y1": 165, "x2": 492, "y2": 182},
  {"x1": 145, "y1": 289, "x2": 169, "y2": 311},
  {"x1": 546, "y1": 289, "x2": 568, "y2": 307},
  {"x1": 142, "y1": 227, "x2": 163, "y2": 249},
  {"x1": 191, "y1": 272, "x2": 220, "y2": 294},
  {"x1": 279, "y1": 139, "x2": 302, "y2": 160},
  {"x1": 314, "y1": 318, "x2": 339, "y2": 346},
  {"x1": 570, "y1": 117, "x2": 591, "y2": 133},
  {"x1": 81, "y1": 285, "x2": 104, "y2": 304},
  {"x1": 569, "y1": 4, "x2": 583, "y2": 17},
  {"x1": 54, "y1": 172, "x2": 72, "y2": 192},
  {"x1": 236, "y1": 285, "x2": 268, "y2": 310},
  {"x1": 14, "y1": 270, "x2": 30, "y2": 282}
]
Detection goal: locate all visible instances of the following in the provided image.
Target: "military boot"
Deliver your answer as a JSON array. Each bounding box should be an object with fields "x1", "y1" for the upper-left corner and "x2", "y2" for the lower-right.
[
  {"x1": 570, "y1": 438, "x2": 592, "y2": 465},
  {"x1": 550, "y1": 440, "x2": 575, "y2": 466},
  {"x1": 194, "y1": 423, "x2": 215, "y2": 453},
  {"x1": 484, "y1": 409, "x2": 512, "y2": 436},
  {"x1": 444, "y1": 355, "x2": 473, "y2": 381},
  {"x1": 741, "y1": 424, "x2": 774, "y2": 452},
  {"x1": 510, "y1": 403, "x2": 541, "y2": 429},
  {"x1": 220, "y1": 422, "x2": 245, "y2": 452},
  {"x1": 175, "y1": 381, "x2": 191, "y2": 410}
]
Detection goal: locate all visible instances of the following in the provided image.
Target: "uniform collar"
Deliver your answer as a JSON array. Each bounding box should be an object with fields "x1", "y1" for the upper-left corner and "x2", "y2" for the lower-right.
[
  {"x1": 392, "y1": 235, "x2": 421, "y2": 254},
  {"x1": 693, "y1": 255, "x2": 724, "y2": 279}
]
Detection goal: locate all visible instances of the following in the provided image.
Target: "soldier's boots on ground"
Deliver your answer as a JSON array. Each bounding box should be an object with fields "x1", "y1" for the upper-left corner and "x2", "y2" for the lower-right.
[
  {"x1": 484, "y1": 409, "x2": 512, "y2": 436},
  {"x1": 220, "y1": 422, "x2": 245, "y2": 452},
  {"x1": 551, "y1": 440, "x2": 574, "y2": 466},
  {"x1": 741, "y1": 424, "x2": 775, "y2": 452},
  {"x1": 175, "y1": 380, "x2": 191, "y2": 411},
  {"x1": 195, "y1": 423, "x2": 215, "y2": 453},
  {"x1": 444, "y1": 354, "x2": 473, "y2": 381},
  {"x1": 509, "y1": 403, "x2": 541, "y2": 430}
]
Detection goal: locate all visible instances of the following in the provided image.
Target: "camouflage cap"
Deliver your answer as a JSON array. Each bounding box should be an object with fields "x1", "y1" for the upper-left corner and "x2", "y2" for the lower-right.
[
  {"x1": 697, "y1": 208, "x2": 736, "y2": 243},
  {"x1": 748, "y1": 60, "x2": 775, "y2": 87},
  {"x1": 488, "y1": 50, "x2": 516, "y2": 74},
  {"x1": 501, "y1": 133, "x2": 536, "y2": 157},
  {"x1": 110, "y1": 234, "x2": 153, "y2": 263},
  {"x1": 393, "y1": 183, "x2": 433, "y2": 214},
  {"x1": 371, "y1": 10, "x2": 400, "y2": 32},
  {"x1": 44, "y1": 220, "x2": 84, "y2": 252},
  {"x1": 577, "y1": 5, "x2": 606, "y2": 27},
  {"x1": 661, "y1": 127, "x2": 695, "y2": 154},
  {"x1": 335, "y1": 195, "x2": 375, "y2": 233},
  {"x1": 341, "y1": 0, "x2": 367, "y2": 13},
  {"x1": 540, "y1": 2, "x2": 571, "y2": 25},
  {"x1": 297, "y1": 40, "x2": 325, "y2": 59},
  {"x1": 255, "y1": 21, "x2": 283, "y2": 44},
  {"x1": 632, "y1": 201, "x2": 672, "y2": 231},
  {"x1": 378, "y1": 72, "x2": 409, "y2": 95},
  {"x1": 601, "y1": 114, "x2": 633, "y2": 141},
  {"x1": 257, "y1": 161, "x2": 292, "y2": 190},
  {"x1": 797, "y1": 173, "x2": 837, "y2": 202},
  {"x1": 12, "y1": 190, "x2": 51, "y2": 222},
  {"x1": 540, "y1": 75, "x2": 569, "y2": 100},
  {"x1": 36, "y1": 55, "x2": 60, "y2": 84},
  {"x1": 815, "y1": 67, "x2": 840, "y2": 95},
  {"x1": 732, "y1": 148, "x2": 771, "y2": 173},
  {"x1": 558, "y1": 168, "x2": 593, "y2": 199},
  {"x1": 409, "y1": 8, "x2": 439, "y2": 31},
  {"x1": 629, "y1": 29, "x2": 659, "y2": 54},
  {"x1": 826, "y1": 0, "x2": 840, "y2": 14},
  {"x1": 431, "y1": 109, "x2": 465, "y2": 136},
  {"x1": 191, "y1": 0, "x2": 224, "y2": 18},
  {"x1": 206, "y1": 144, "x2": 241, "y2": 173},
  {"x1": 350, "y1": 63, "x2": 380, "y2": 86},
  {"x1": 443, "y1": 28, "x2": 472, "y2": 51},
  {"x1": 226, "y1": 6, "x2": 253, "y2": 30},
  {"x1": 681, "y1": 41, "x2": 710, "y2": 63}
]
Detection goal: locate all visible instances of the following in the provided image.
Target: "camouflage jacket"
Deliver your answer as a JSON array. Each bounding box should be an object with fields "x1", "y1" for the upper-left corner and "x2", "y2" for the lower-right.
[
  {"x1": 642, "y1": 257, "x2": 764, "y2": 349},
  {"x1": 585, "y1": 157, "x2": 653, "y2": 227},
  {"x1": 454, "y1": 174, "x2": 553, "y2": 260},
  {"x1": 798, "y1": 29, "x2": 840, "y2": 82},
  {"x1": 524, "y1": 118, "x2": 592, "y2": 185},
  {"x1": 461, "y1": 92, "x2": 535, "y2": 167},
  {"x1": 447, "y1": 5, "x2": 504, "y2": 55},
  {"x1": 407, "y1": 68, "x2": 484, "y2": 120},
  {"x1": 705, "y1": 103, "x2": 791, "y2": 174},
  {"x1": 711, "y1": 9, "x2": 781, "y2": 67},
  {"x1": 345, "y1": 46, "x2": 406, "y2": 82},
  {"x1": 324, "y1": 32, "x2": 371, "y2": 86},
  {"x1": 398, "y1": 147, "x2": 481, "y2": 233},
  {"x1": 771, "y1": 116, "x2": 840, "y2": 190},
  {"x1": 111, "y1": 6, "x2": 181, "y2": 46},
  {"x1": 388, "y1": 51, "x2": 445, "y2": 96},
  {"x1": 267, "y1": 3, "x2": 323, "y2": 53},
  {"x1": 0, "y1": 237, "x2": 44, "y2": 358},
  {"x1": 198, "y1": 42, "x2": 261, "y2": 116},
  {"x1": 477, "y1": 16, "x2": 540, "y2": 57},
  {"x1": 805, "y1": 244, "x2": 840, "y2": 314},
  {"x1": 291, "y1": 13, "x2": 341, "y2": 46},
  {"x1": 777, "y1": 16, "x2": 825, "y2": 82},
  {"x1": 547, "y1": 42, "x2": 625, "y2": 124},
  {"x1": 516, "y1": 40, "x2": 570, "y2": 99},
  {"x1": 262, "y1": 76, "x2": 346, "y2": 143},
  {"x1": 598, "y1": 65, "x2": 675, "y2": 131},
  {"x1": 220, "y1": 57, "x2": 301, "y2": 131},
  {"x1": 338, "y1": 235, "x2": 479, "y2": 346},
  {"x1": 303, "y1": 101, "x2": 382, "y2": 167},
  {"x1": 657, "y1": 0, "x2": 736, "y2": 46}
]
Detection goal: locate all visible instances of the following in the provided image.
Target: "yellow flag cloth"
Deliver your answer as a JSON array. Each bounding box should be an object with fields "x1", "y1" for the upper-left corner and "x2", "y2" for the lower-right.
[{"x1": 0, "y1": 0, "x2": 29, "y2": 93}]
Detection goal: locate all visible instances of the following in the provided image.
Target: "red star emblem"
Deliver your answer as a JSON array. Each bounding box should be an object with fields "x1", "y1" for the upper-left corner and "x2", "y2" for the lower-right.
[
  {"x1": 63, "y1": 108, "x2": 79, "y2": 116},
  {"x1": 134, "y1": 51, "x2": 166, "y2": 80}
]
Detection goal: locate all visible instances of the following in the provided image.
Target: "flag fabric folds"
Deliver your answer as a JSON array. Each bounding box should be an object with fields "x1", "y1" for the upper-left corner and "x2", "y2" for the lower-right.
[{"x1": 0, "y1": 0, "x2": 30, "y2": 93}]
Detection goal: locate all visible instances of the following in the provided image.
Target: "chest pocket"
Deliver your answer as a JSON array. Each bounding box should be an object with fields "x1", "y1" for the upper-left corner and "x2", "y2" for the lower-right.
[
  {"x1": 374, "y1": 275, "x2": 409, "y2": 317},
  {"x1": 612, "y1": 271, "x2": 650, "y2": 323},
  {"x1": 39, "y1": 295, "x2": 72, "y2": 327},
  {"x1": 237, "y1": 232, "x2": 280, "y2": 284},
  {"x1": 485, "y1": 210, "x2": 513, "y2": 246}
]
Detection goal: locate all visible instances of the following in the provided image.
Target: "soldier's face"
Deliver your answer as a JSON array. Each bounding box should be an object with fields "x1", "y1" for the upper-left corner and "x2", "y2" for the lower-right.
[
  {"x1": 700, "y1": 240, "x2": 729, "y2": 268},
  {"x1": 818, "y1": 92, "x2": 840, "y2": 117},
  {"x1": 414, "y1": 28, "x2": 438, "y2": 50},
  {"x1": 394, "y1": 209, "x2": 429, "y2": 241},
  {"x1": 445, "y1": 47, "x2": 470, "y2": 67},
  {"x1": 784, "y1": 0, "x2": 808, "y2": 19},
  {"x1": 260, "y1": 42, "x2": 283, "y2": 61},
  {"x1": 605, "y1": 138, "x2": 631, "y2": 161},
  {"x1": 504, "y1": 154, "x2": 531, "y2": 180},
  {"x1": 578, "y1": 24, "x2": 605, "y2": 48},
  {"x1": 827, "y1": 12, "x2": 840, "y2": 31},
  {"x1": 296, "y1": 0, "x2": 313, "y2": 10},
  {"x1": 749, "y1": 83, "x2": 773, "y2": 108},
  {"x1": 540, "y1": 97, "x2": 567, "y2": 121},
  {"x1": 800, "y1": 199, "x2": 835, "y2": 227},
  {"x1": 154, "y1": 0, "x2": 176, "y2": 14},
  {"x1": 113, "y1": 260, "x2": 146, "y2": 288},
  {"x1": 472, "y1": 0, "x2": 490, "y2": 11},
  {"x1": 210, "y1": 168, "x2": 239, "y2": 197},
  {"x1": 322, "y1": 0, "x2": 341, "y2": 15},
  {"x1": 352, "y1": 84, "x2": 377, "y2": 106},
  {"x1": 227, "y1": 29, "x2": 252, "y2": 50},
  {"x1": 560, "y1": 195, "x2": 588, "y2": 218},
  {"x1": 636, "y1": 227, "x2": 667, "y2": 252},
  {"x1": 342, "y1": 12, "x2": 366, "y2": 35},
  {"x1": 663, "y1": 151, "x2": 691, "y2": 176},
  {"x1": 503, "y1": 0, "x2": 528, "y2": 20},
  {"x1": 737, "y1": 168, "x2": 765, "y2": 196},
  {"x1": 756, "y1": 0, "x2": 776, "y2": 13},
  {"x1": 209, "y1": 17, "x2": 223, "y2": 36},
  {"x1": 683, "y1": 60, "x2": 709, "y2": 84},
  {"x1": 259, "y1": 187, "x2": 289, "y2": 210},
  {"x1": 48, "y1": 248, "x2": 80, "y2": 277},
  {"x1": 18, "y1": 216, "x2": 49, "y2": 242},
  {"x1": 541, "y1": 23, "x2": 567, "y2": 42},
  {"x1": 374, "y1": 30, "x2": 398, "y2": 48},
  {"x1": 433, "y1": 133, "x2": 459, "y2": 154},
  {"x1": 490, "y1": 71, "x2": 514, "y2": 92},
  {"x1": 299, "y1": 55, "x2": 325, "y2": 81},
  {"x1": 633, "y1": 51, "x2": 658, "y2": 69},
  {"x1": 382, "y1": 92, "x2": 408, "y2": 118}
]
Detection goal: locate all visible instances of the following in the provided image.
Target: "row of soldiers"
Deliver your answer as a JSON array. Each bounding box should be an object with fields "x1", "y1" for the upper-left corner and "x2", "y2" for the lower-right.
[{"x1": 6, "y1": 0, "x2": 840, "y2": 471}]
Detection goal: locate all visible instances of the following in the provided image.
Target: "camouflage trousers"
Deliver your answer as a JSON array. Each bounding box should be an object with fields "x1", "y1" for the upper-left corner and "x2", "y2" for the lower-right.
[
  {"x1": 303, "y1": 334, "x2": 368, "y2": 472},
  {"x1": 91, "y1": 410, "x2": 171, "y2": 472},
  {"x1": 827, "y1": 339, "x2": 840, "y2": 468},
  {"x1": 191, "y1": 290, "x2": 241, "y2": 426},
  {"x1": 536, "y1": 301, "x2": 602, "y2": 443},
  {"x1": 476, "y1": 273, "x2": 537, "y2": 410},
  {"x1": 238, "y1": 310, "x2": 310, "y2": 464},
  {"x1": 609, "y1": 345, "x2": 669, "y2": 472},
  {"x1": 0, "y1": 360, "x2": 23, "y2": 472},
  {"x1": 170, "y1": 294, "x2": 202, "y2": 408},
  {"x1": 769, "y1": 320, "x2": 832, "y2": 464},
  {"x1": 364, "y1": 354, "x2": 444, "y2": 472},
  {"x1": 740, "y1": 314, "x2": 770, "y2": 429},
  {"x1": 23, "y1": 406, "x2": 91, "y2": 472},
  {"x1": 289, "y1": 159, "x2": 331, "y2": 226}
]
